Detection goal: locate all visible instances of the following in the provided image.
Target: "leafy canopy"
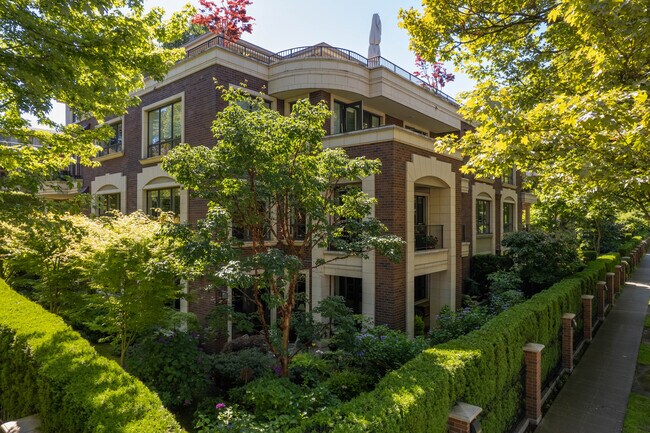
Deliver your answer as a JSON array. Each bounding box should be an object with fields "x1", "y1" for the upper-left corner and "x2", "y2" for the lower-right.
[
  {"x1": 0, "y1": 0, "x2": 193, "y2": 192},
  {"x1": 400, "y1": 0, "x2": 650, "y2": 219}
]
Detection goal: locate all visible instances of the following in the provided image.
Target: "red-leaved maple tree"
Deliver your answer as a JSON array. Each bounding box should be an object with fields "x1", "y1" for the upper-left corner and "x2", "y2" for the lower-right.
[
  {"x1": 192, "y1": 0, "x2": 254, "y2": 42},
  {"x1": 413, "y1": 54, "x2": 455, "y2": 90}
]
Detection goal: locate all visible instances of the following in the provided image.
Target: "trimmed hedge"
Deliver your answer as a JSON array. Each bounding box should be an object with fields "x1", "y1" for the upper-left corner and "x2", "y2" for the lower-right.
[
  {"x1": 0, "y1": 279, "x2": 186, "y2": 433},
  {"x1": 294, "y1": 251, "x2": 629, "y2": 433}
]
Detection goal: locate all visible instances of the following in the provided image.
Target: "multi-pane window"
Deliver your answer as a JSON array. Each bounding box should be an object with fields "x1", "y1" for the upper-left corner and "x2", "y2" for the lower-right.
[
  {"x1": 333, "y1": 101, "x2": 382, "y2": 134},
  {"x1": 333, "y1": 101, "x2": 361, "y2": 134},
  {"x1": 146, "y1": 188, "x2": 180, "y2": 217},
  {"x1": 362, "y1": 111, "x2": 381, "y2": 129},
  {"x1": 476, "y1": 199, "x2": 491, "y2": 235},
  {"x1": 147, "y1": 101, "x2": 182, "y2": 157},
  {"x1": 503, "y1": 202, "x2": 515, "y2": 233},
  {"x1": 96, "y1": 193, "x2": 120, "y2": 216},
  {"x1": 98, "y1": 122, "x2": 123, "y2": 157},
  {"x1": 335, "y1": 276, "x2": 362, "y2": 314}
]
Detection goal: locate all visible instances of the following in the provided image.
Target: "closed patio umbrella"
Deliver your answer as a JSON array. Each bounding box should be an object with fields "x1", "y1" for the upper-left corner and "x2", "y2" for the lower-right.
[{"x1": 368, "y1": 13, "x2": 381, "y2": 64}]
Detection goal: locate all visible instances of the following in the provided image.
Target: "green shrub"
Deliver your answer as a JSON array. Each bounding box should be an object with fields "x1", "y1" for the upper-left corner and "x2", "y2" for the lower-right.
[
  {"x1": 289, "y1": 352, "x2": 333, "y2": 386},
  {"x1": 229, "y1": 377, "x2": 339, "y2": 423},
  {"x1": 487, "y1": 270, "x2": 523, "y2": 293},
  {"x1": 582, "y1": 250, "x2": 598, "y2": 262},
  {"x1": 211, "y1": 348, "x2": 275, "y2": 388},
  {"x1": 468, "y1": 254, "x2": 513, "y2": 297},
  {"x1": 125, "y1": 330, "x2": 210, "y2": 407},
  {"x1": 323, "y1": 370, "x2": 375, "y2": 401},
  {"x1": 353, "y1": 325, "x2": 429, "y2": 378},
  {"x1": 0, "y1": 278, "x2": 185, "y2": 433}
]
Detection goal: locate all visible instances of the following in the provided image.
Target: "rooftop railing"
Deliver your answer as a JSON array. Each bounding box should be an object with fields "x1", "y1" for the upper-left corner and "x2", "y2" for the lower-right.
[{"x1": 185, "y1": 35, "x2": 459, "y2": 107}]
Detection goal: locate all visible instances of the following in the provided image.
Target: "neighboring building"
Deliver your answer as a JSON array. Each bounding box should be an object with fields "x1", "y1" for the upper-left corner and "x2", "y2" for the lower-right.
[
  {"x1": 69, "y1": 33, "x2": 531, "y2": 337},
  {"x1": 0, "y1": 129, "x2": 84, "y2": 199}
]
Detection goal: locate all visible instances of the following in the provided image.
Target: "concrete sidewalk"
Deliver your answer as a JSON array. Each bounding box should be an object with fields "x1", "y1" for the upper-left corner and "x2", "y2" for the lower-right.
[{"x1": 536, "y1": 253, "x2": 650, "y2": 433}]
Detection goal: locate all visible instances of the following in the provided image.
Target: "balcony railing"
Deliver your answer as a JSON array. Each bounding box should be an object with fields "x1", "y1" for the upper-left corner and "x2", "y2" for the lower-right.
[
  {"x1": 185, "y1": 36, "x2": 458, "y2": 107},
  {"x1": 415, "y1": 224, "x2": 443, "y2": 251}
]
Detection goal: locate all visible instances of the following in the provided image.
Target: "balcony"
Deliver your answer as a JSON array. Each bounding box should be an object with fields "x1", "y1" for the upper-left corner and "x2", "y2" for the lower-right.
[{"x1": 415, "y1": 224, "x2": 443, "y2": 251}]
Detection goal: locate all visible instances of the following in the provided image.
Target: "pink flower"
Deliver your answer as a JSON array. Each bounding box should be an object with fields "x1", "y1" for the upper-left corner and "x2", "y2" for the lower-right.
[{"x1": 216, "y1": 402, "x2": 226, "y2": 409}]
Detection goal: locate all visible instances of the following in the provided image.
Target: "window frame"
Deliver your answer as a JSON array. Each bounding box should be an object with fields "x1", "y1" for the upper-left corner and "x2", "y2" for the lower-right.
[
  {"x1": 97, "y1": 119, "x2": 123, "y2": 157},
  {"x1": 141, "y1": 92, "x2": 185, "y2": 160},
  {"x1": 146, "y1": 187, "x2": 181, "y2": 217},
  {"x1": 503, "y1": 201, "x2": 515, "y2": 233},
  {"x1": 96, "y1": 192, "x2": 121, "y2": 216},
  {"x1": 476, "y1": 199, "x2": 492, "y2": 235}
]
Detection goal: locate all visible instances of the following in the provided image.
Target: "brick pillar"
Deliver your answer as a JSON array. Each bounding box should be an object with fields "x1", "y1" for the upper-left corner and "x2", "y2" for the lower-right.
[
  {"x1": 562, "y1": 313, "x2": 575, "y2": 371},
  {"x1": 606, "y1": 272, "x2": 616, "y2": 306},
  {"x1": 620, "y1": 261, "x2": 627, "y2": 286},
  {"x1": 614, "y1": 265, "x2": 622, "y2": 295},
  {"x1": 524, "y1": 343, "x2": 545, "y2": 424},
  {"x1": 581, "y1": 295, "x2": 593, "y2": 342},
  {"x1": 623, "y1": 257, "x2": 632, "y2": 275},
  {"x1": 596, "y1": 281, "x2": 606, "y2": 320},
  {"x1": 448, "y1": 402, "x2": 482, "y2": 433}
]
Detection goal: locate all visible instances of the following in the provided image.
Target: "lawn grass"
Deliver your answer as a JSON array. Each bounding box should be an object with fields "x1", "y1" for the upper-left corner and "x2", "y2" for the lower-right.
[
  {"x1": 639, "y1": 344, "x2": 650, "y2": 366},
  {"x1": 623, "y1": 393, "x2": 650, "y2": 433}
]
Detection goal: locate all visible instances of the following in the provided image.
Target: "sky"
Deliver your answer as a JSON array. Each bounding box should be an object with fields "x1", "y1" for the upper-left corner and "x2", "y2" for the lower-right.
[{"x1": 37, "y1": 0, "x2": 474, "y2": 126}]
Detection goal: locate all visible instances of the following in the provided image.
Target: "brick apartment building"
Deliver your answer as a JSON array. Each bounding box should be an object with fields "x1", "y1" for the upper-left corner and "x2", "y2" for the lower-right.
[{"x1": 68, "y1": 33, "x2": 535, "y2": 337}]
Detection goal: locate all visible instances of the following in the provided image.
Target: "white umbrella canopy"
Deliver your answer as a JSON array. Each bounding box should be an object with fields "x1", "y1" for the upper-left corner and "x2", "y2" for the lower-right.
[{"x1": 368, "y1": 13, "x2": 381, "y2": 59}]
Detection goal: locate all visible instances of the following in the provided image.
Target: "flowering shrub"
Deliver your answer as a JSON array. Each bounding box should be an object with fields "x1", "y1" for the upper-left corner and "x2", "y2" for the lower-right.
[
  {"x1": 353, "y1": 325, "x2": 428, "y2": 378},
  {"x1": 126, "y1": 330, "x2": 210, "y2": 407},
  {"x1": 429, "y1": 305, "x2": 491, "y2": 345}
]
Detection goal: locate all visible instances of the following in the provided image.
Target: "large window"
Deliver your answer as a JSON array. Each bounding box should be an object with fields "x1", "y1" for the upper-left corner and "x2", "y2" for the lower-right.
[
  {"x1": 335, "y1": 276, "x2": 362, "y2": 314},
  {"x1": 476, "y1": 199, "x2": 491, "y2": 235},
  {"x1": 333, "y1": 101, "x2": 382, "y2": 134},
  {"x1": 362, "y1": 111, "x2": 381, "y2": 129},
  {"x1": 333, "y1": 101, "x2": 361, "y2": 134},
  {"x1": 503, "y1": 202, "x2": 515, "y2": 233},
  {"x1": 98, "y1": 122, "x2": 123, "y2": 157},
  {"x1": 96, "y1": 193, "x2": 120, "y2": 216},
  {"x1": 147, "y1": 101, "x2": 182, "y2": 157},
  {"x1": 146, "y1": 187, "x2": 180, "y2": 217},
  {"x1": 290, "y1": 208, "x2": 307, "y2": 241}
]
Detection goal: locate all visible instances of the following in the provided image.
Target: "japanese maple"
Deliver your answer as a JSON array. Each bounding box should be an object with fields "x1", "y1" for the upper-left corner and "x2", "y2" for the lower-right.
[
  {"x1": 192, "y1": 0, "x2": 254, "y2": 42},
  {"x1": 413, "y1": 54, "x2": 455, "y2": 90}
]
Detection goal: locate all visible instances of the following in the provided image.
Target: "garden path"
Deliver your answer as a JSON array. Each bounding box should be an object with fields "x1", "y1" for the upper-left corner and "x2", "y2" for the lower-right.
[{"x1": 536, "y1": 253, "x2": 650, "y2": 433}]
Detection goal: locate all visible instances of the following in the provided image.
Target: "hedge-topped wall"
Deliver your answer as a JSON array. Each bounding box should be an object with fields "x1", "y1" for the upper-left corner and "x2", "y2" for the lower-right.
[
  {"x1": 295, "y1": 250, "x2": 632, "y2": 433},
  {"x1": 0, "y1": 279, "x2": 186, "y2": 433}
]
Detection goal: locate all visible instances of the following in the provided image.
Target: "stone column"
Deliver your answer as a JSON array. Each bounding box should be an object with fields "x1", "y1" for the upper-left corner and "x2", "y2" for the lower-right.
[
  {"x1": 623, "y1": 256, "x2": 632, "y2": 274},
  {"x1": 582, "y1": 295, "x2": 593, "y2": 342},
  {"x1": 448, "y1": 402, "x2": 482, "y2": 433},
  {"x1": 524, "y1": 343, "x2": 545, "y2": 424},
  {"x1": 596, "y1": 281, "x2": 606, "y2": 320},
  {"x1": 606, "y1": 272, "x2": 616, "y2": 306},
  {"x1": 562, "y1": 313, "x2": 575, "y2": 371}
]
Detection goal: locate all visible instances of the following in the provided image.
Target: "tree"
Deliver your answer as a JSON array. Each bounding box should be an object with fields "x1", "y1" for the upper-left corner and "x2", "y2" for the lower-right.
[
  {"x1": 413, "y1": 54, "x2": 455, "y2": 90},
  {"x1": 80, "y1": 212, "x2": 185, "y2": 366},
  {"x1": 0, "y1": 211, "x2": 88, "y2": 314},
  {"x1": 400, "y1": 0, "x2": 650, "y2": 220},
  {"x1": 192, "y1": 0, "x2": 254, "y2": 42},
  {"x1": 0, "y1": 0, "x2": 192, "y2": 193},
  {"x1": 162, "y1": 87, "x2": 402, "y2": 377}
]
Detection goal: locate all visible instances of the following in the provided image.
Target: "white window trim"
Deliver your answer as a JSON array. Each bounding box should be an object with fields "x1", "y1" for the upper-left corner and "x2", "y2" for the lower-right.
[
  {"x1": 472, "y1": 184, "x2": 496, "y2": 255},
  {"x1": 90, "y1": 173, "x2": 127, "y2": 215},
  {"x1": 136, "y1": 164, "x2": 189, "y2": 223},
  {"x1": 140, "y1": 92, "x2": 185, "y2": 160},
  {"x1": 95, "y1": 116, "x2": 125, "y2": 161}
]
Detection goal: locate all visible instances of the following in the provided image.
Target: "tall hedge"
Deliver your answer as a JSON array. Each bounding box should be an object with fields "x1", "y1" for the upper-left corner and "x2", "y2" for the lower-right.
[
  {"x1": 0, "y1": 279, "x2": 186, "y2": 433},
  {"x1": 295, "y1": 251, "x2": 626, "y2": 433}
]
